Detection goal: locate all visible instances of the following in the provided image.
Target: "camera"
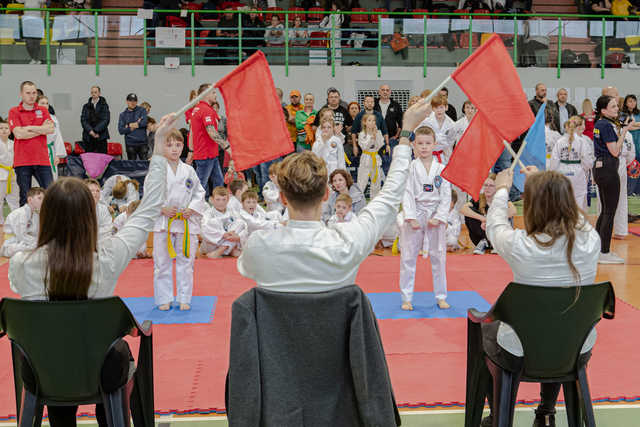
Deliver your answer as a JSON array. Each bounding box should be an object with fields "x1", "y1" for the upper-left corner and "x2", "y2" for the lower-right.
[{"x1": 618, "y1": 112, "x2": 629, "y2": 124}]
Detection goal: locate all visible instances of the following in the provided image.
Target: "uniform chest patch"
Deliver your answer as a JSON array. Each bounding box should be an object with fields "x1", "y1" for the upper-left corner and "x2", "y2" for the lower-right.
[
  {"x1": 423, "y1": 184, "x2": 433, "y2": 192},
  {"x1": 434, "y1": 176, "x2": 442, "y2": 188},
  {"x1": 185, "y1": 178, "x2": 194, "y2": 190}
]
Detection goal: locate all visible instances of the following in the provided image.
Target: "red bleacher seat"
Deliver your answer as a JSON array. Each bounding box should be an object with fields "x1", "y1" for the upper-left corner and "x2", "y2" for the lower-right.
[
  {"x1": 473, "y1": 9, "x2": 491, "y2": 19},
  {"x1": 351, "y1": 8, "x2": 369, "y2": 23},
  {"x1": 289, "y1": 7, "x2": 305, "y2": 22},
  {"x1": 307, "y1": 7, "x2": 323, "y2": 23},
  {"x1": 309, "y1": 31, "x2": 328, "y2": 48},
  {"x1": 267, "y1": 7, "x2": 285, "y2": 21},
  {"x1": 453, "y1": 8, "x2": 469, "y2": 18},
  {"x1": 370, "y1": 8, "x2": 388, "y2": 23},
  {"x1": 107, "y1": 142, "x2": 123, "y2": 157},
  {"x1": 412, "y1": 9, "x2": 430, "y2": 19},
  {"x1": 73, "y1": 144, "x2": 85, "y2": 155},
  {"x1": 64, "y1": 142, "x2": 73, "y2": 156},
  {"x1": 198, "y1": 30, "x2": 217, "y2": 46},
  {"x1": 166, "y1": 16, "x2": 187, "y2": 28},
  {"x1": 459, "y1": 32, "x2": 479, "y2": 48}
]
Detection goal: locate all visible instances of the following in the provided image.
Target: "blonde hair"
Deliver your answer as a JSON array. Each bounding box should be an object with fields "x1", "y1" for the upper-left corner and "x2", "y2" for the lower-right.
[
  {"x1": 277, "y1": 151, "x2": 327, "y2": 210},
  {"x1": 565, "y1": 115, "x2": 584, "y2": 143},
  {"x1": 212, "y1": 186, "x2": 229, "y2": 197},
  {"x1": 582, "y1": 98, "x2": 593, "y2": 115},
  {"x1": 420, "y1": 89, "x2": 432, "y2": 98},
  {"x1": 241, "y1": 190, "x2": 259, "y2": 202},
  {"x1": 336, "y1": 193, "x2": 352, "y2": 206},
  {"x1": 112, "y1": 177, "x2": 139, "y2": 200},
  {"x1": 414, "y1": 126, "x2": 436, "y2": 140},
  {"x1": 478, "y1": 173, "x2": 497, "y2": 215},
  {"x1": 167, "y1": 128, "x2": 184, "y2": 143},
  {"x1": 320, "y1": 117, "x2": 335, "y2": 129},
  {"x1": 361, "y1": 113, "x2": 377, "y2": 135},
  {"x1": 268, "y1": 162, "x2": 281, "y2": 176}
]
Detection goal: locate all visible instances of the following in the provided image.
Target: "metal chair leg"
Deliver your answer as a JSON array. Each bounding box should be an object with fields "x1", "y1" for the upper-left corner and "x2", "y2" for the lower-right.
[
  {"x1": 562, "y1": 381, "x2": 581, "y2": 427},
  {"x1": 18, "y1": 387, "x2": 43, "y2": 427},
  {"x1": 577, "y1": 367, "x2": 596, "y2": 427}
]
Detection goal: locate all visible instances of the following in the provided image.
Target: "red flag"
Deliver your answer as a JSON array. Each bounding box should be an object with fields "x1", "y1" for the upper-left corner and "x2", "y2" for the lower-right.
[
  {"x1": 451, "y1": 34, "x2": 534, "y2": 142},
  {"x1": 441, "y1": 111, "x2": 504, "y2": 200},
  {"x1": 215, "y1": 51, "x2": 293, "y2": 171}
]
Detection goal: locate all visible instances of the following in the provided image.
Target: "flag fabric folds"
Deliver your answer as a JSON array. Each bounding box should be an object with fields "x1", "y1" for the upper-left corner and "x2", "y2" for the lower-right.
[
  {"x1": 451, "y1": 34, "x2": 534, "y2": 142},
  {"x1": 513, "y1": 103, "x2": 547, "y2": 192},
  {"x1": 441, "y1": 111, "x2": 505, "y2": 200},
  {"x1": 215, "y1": 51, "x2": 294, "y2": 171}
]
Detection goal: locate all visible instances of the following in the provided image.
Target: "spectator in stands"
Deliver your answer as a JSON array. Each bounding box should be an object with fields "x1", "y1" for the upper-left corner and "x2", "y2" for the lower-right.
[
  {"x1": 80, "y1": 85, "x2": 110, "y2": 154},
  {"x1": 19, "y1": 0, "x2": 45, "y2": 64},
  {"x1": 553, "y1": 88, "x2": 578, "y2": 134},
  {"x1": 319, "y1": 1, "x2": 343, "y2": 49},
  {"x1": 243, "y1": 12, "x2": 264, "y2": 57},
  {"x1": 265, "y1": 15, "x2": 285, "y2": 47},
  {"x1": 313, "y1": 88, "x2": 352, "y2": 139},
  {"x1": 190, "y1": 83, "x2": 231, "y2": 197},
  {"x1": 286, "y1": 90, "x2": 304, "y2": 146},
  {"x1": 351, "y1": 95, "x2": 388, "y2": 156},
  {"x1": 439, "y1": 87, "x2": 457, "y2": 121},
  {"x1": 118, "y1": 93, "x2": 148, "y2": 160},
  {"x1": 602, "y1": 86, "x2": 619, "y2": 98},
  {"x1": 374, "y1": 84, "x2": 403, "y2": 150},
  {"x1": 7, "y1": 81, "x2": 55, "y2": 206},
  {"x1": 289, "y1": 16, "x2": 309, "y2": 47},
  {"x1": 581, "y1": 98, "x2": 596, "y2": 140},
  {"x1": 529, "y1": 83, "x2": 557, "y2": 122},
  {"x1": 216, "y1": 9, "x2": 239, "y2": 65},
  {"x1": 295, "y1": 93, "x2": 316, "y2": 152},
  {"x1": 590, "y1": 0, "x2": 612, "y2": 13},
  {"x1": 347, "y1": 101, "x2": 360, "y2": 135}
]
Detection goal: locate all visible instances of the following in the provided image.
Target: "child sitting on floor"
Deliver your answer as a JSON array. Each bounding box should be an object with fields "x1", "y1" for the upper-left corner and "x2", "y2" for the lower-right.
[
  {"x1": 200, "y1": 186, "x2": 248, "y2": 259},
  {"x1": 101, "y1": 175, "x2": 140, "y2": 214},
  {"x1": 262, "y1": 162, "x2": 284, "y2": 214},
  {"x1": 228, "y1": 179, "x2": 249, "y2": 213},
  {"x1": 238, "y1": 190, "x2": 279, "y2": 236},
  {"x1": 85, "y1": 178, "x2": 114, "y2": 245},
  {"x1": 446, "y1": 190, "x2": 463, "y2": 252},
  {"x1": 327, "y1": 193, "x2": 354, "y2": 225},
  {"x1": 1, "y1": 187, "x2": 44, "y2": 258},
  {"x1": 113, "y1": 200, "x2": 149, "y2": 258}
]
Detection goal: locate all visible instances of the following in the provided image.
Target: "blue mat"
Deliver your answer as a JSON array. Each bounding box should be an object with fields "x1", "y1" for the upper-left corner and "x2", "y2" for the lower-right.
[
  {"x1": 122, "y1": 296, "x2": 217, "y2": 325},
  {"x1": 367, "y1": 291, "x2": 491, "y2": 320}
]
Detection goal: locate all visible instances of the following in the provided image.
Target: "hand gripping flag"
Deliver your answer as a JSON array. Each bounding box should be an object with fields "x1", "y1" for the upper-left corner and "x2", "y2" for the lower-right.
[
  {"x1": 214, "y1": 51, "x2": 294, "y2": 171},
  {"x1": 513, "y1": 103, "x2": 547, "y2": 192}
]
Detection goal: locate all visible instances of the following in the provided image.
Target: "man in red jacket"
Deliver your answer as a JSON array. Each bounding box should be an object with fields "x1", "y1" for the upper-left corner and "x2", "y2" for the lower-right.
[{"x1": 8, "y1": 81, "x2": 55, "y2": 206}]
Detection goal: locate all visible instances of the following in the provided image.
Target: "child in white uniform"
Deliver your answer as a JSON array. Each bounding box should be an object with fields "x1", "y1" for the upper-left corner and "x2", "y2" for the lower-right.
[
  {"x1": 102, "y1": 175, "x2": 140, "y2": 214},
  {"x1": 312, "y1": 118, "x2": 346, "y2": 177},
  {"x1": 200, "y1": 186, "x2": 248, "y2": 258},
  {"x1": 262, "y1": 162, "x2": 284, "y2": 214},
  {"x1": 327, "y1": 193, "x2": 355, "y2": 225},
  {"x1": 550, "y1": 116, "x2": 594, "y2": 211},
  {"x1": 36, "y1": 96, "x2": 66, "y2": 179},
  {"x1": 228, "y1": 179, "x2": 248, "y2": 213},
  {"x1": 85, "y1": 179, "x2": 114, "y2": 245},
  {"x1": 357, "y1": 113, "x2": 385, "y2": 198},
  {"x1": 1, "y1": 187, "x2": 44, "y2": 258},
  {"x1": 113, "y1": 200, "x2": 149, "y2": 258},
  {"x1": 153, "y1": 129, "x2": 207, "y2": 311},
  {"x1": 0, "y1": 120, "x2": 19, "y2": 222},
  {"x1": 238, "y1": 190, "x2": 279, "y2": 236},
  {"x1": 613, "y1": 131, "x2": 636, "y2": 238},
  {"x1": 399, "y1": 126, "x2": 451, "y2": 310},
  {"x1": 446, "y1": 190, "x2": 463, "y2": 251},
  {"x1": 417, "y1": 96, "x2": 455, "y2": 164}
]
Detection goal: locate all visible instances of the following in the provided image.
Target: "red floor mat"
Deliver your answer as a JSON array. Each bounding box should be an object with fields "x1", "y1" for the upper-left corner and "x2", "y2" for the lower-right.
[{"x1": 0, "y1": 255, "x2": 639, "y2": 419}]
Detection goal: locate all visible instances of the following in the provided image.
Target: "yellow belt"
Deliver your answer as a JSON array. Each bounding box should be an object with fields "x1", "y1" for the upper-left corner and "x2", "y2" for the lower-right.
[
  {"x1": 167, "y1": 213, "x2": 190, "y2": 259},
  {"x1": 0, "y1": 165, "x2": 13, "y2": 195},
  {"x1": 344, "y1": 153, "x2": 351, "y2": 166},
  {"x1": 363, "y1": 150, "x2": 379, "y2": 183}
]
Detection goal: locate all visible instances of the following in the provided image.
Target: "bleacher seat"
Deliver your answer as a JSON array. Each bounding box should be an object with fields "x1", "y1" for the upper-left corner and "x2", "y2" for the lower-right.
[
  {"x1": 370, "y1": 8, "x2": 388, "y2": 23},
  {"x1": 5, "y1": 3, "x2": 24, "y2": 13},
  {"x1": 351, "y1": 8, "x2": 369, "y2": 23},
  {"x1": 473, "y1": 9, "x2": 491, "y2": 19},
  {"x1": 267, "y1": 7, "x2": 285, "y2": 21},
  {"x1": 107, "y1": 142, "x2": 123, "y2": 157},
  {"x1": 412, "y1": 9, "x2": 430, "y2": 19},
  {"x1": 309, "y1": 31, "x2": 328, "y2": 48},
  {"x1": 64, "y1": 142, "x2": 73, "y2": 156},
  {"x1": 453, "y1": 8, "x2": 470, "y2": 18},
  {"x1": 73, "y1": 144, "x2": 85, "y2": 155},
  {"x1": 289, "y1": 7, "x2": 306, "y2": 22},
  {"x1": 459, "y1": 32, "x2": 479, "y2": 48},
  {"x1": 307, "y1": 7, "x2": 324, "y2": 23},
  {"x1": 198, "y1": 29, "x2": 217, "y2": 47}
]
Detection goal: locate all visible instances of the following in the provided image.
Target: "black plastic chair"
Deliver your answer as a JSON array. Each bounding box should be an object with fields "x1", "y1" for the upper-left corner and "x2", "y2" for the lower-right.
[
  {"x1": 0, "y1": 297, "x2": 155, "y2": 427},
  {"x1": 464, "y1": 282, "x2": 615, "y2": 427}
]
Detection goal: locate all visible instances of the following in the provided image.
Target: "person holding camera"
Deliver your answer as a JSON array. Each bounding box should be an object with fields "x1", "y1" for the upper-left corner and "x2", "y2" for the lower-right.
[{"x1": 593, "y1": 95, "x2": 640, "y2": 264}]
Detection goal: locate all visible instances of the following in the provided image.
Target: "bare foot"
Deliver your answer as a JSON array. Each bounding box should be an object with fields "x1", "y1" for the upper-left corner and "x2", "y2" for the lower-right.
[
  {"x1": 206, "y1": 246, "x2": 228, "y2": 259},
  {"x1": 230, "y1": 248, "x2": 242, "y2": 257},
  {"x1": 401, "y1": 302, "x2": 413, "y2": 311},
  {"x1": 179, "y1": 303, "x2": 191, "y2": 311},
  {"x1": 613, "y1": 235, "x2": 626, "y2": 240},
  {"x1": 158, "y1": 303, "x2": 171, "y2": 311},
  {"x1": 437, "y1": 299, "x2": 450, "y2": 309}
]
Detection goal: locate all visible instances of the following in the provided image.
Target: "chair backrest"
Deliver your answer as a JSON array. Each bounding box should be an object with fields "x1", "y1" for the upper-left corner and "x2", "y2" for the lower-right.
[
  {"x1": 0, "y1": 297, "x2": 138, "y2": 401},
  {"x1": 490, "y1": 282, "x2": 615, "y2": 379}
]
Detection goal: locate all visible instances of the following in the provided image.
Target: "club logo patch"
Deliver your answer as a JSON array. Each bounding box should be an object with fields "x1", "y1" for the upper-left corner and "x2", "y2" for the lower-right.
[
  {"x1": 423, "y1": 184, "x2": 433, "y2": 192},
  {"x1": 185, "y1": 178, "x2": 194, "y2": 190},
  {"x1": 434, "y1": 176, "x2": 442, "y2": 188},
  {"x1": 35, "y1": 110, "x2": 43, "y2": 118}
]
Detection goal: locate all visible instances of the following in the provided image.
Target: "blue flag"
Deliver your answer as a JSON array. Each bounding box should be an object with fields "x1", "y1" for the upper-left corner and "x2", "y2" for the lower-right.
[{"x1": 513, "y1": 103, "x2": 547, "y2": 192}]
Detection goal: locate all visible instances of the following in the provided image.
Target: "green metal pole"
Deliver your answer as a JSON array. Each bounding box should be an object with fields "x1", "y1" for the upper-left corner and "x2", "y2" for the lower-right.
[
  {"x1": 513, "y1": 16, "x2": 518, "y2": 66},
  {"x1": 143, "y1": 19, "x2": 147, "y2": 76},
  {"x1": 285, "y1": 12, "x2": 289, "y2": 77},
  {"x1": 468, "y1": 15, "x2": 472, "y2": 57},
  {"x1": 45, "y1": 10, "x2": 50, "y2": 75},
  {"x1": 601, "y1": 18, "x2": 606, "y2": 79},
  {"x1": 330, "y1": 14, "x2": 335, "y2": 78},
  {"x1": 94, "y1": 12, "x2": 99, "y2": 76},
  {"x1": 377, "y1": 18, "x2": 381, "y2": 78},
  {"x1": 422, "y1": 15, "x2": 427, "y2": 78},
  {"x1": 556, "y1": 18, "x2": 562, "y2": 78},
  {"x1": 237, "y1": 12, "x2": 242, "y2": 65},
  {"x1": 190, "y1": 12, "x2": 195, "y2": 76}
]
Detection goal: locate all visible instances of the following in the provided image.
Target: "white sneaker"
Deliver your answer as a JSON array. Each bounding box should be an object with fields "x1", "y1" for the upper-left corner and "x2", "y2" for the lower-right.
[
  {"x1": 598, "y1": 252, "x2": 625, "y2": 264},
  {"x1": 473, "y1": 239, "x2": 488, "y2": 255}
]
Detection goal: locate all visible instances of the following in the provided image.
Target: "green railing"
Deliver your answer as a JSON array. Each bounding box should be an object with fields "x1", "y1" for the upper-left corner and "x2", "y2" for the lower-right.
[{"x1": 0, "y1": 7, "x2": 639, "y2": 78}]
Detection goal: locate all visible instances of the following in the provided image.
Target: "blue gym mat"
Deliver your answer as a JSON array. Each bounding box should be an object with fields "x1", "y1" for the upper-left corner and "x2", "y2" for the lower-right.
[
  {"x1": 122, "y1": 296, "x2": 217, "y2": 325},
  {"x1": 367, "y1": 291, "x2": 491, "y2": 320}
]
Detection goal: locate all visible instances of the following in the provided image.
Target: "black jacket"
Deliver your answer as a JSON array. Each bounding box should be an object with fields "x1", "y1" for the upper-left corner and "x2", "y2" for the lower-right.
[
  {"x1": 81, "y1": 96, "x2": 111, "y2": 143},
  {"x1": 552, "y1": 101, "x2": 579, "y2": 132},
  {"x1": 374, "y1": 98, "x2": 403, "y2": 138},
  {"x1": 226, "y1": 285, "x2": 401, "y2": 427}
]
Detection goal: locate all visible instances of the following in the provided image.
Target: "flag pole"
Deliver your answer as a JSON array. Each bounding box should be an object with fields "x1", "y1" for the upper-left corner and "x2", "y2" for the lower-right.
[
  {"x1": 508, "y1": 139, "x2": 528, "y2": 173},
  {"x1": 175, "y1": 84, "x2": 216, "y2": 118},
  {"x1": 502, "y1": 140, "x2": 527, "y2": 171},
  {"x1": 422, "y1": 75, "x2": 453, "y2": 104}
]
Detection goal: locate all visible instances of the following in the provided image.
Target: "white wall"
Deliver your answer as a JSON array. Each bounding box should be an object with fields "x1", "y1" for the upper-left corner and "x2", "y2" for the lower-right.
[{"x1": 0, "y1": 64, "x2": 638, "y2": 144}]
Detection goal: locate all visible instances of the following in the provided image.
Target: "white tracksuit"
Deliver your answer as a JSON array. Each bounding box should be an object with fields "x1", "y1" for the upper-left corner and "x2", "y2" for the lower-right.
[
  {"x1": 357, "y1": 130, "x2": 385, "y2": 198},
  {"x1": 113, "y1": 211, "x2": 147, "y2": 254},
  {"x1": 312, "y1": 134, "x2": 346, "y2": 177},
  {"x1": 1, "y1": 204, "x2": 38, "y2": 258},
  {"x1": 262, "y1": 180, "x2": 284, "y2": 214},
  {"x1": 550, "y1": 134, "x2": 594, "y2": 211},
  {"x1": 399, "y1": 158, "x2": 451, "y2": 303},
  {"x1": 200, "y1": 206, "x2": 248, "y2": 255},
  {"x1": 101, "y1": 175, "x2": 140, "y2": 212},
  {"x1": 96, "y1": 202, "x2": 113, "y2": 246},
  {"x1": 614, "y1": 133, "x2": 636, "y2": 236},
  {"x1": 327, "y1": 210, "x2": 354, "y2": 226},
  {"x1": 0, "y1": 138, "x2": 18, "y2": 223},
  {"x1": 418, "y1": 112, "x2": 456, "y2": 164},
  {"x1": 47, "y1": 115, "x2": 66, "y2": 179},
  {"x1": 152, "y1": 161, "x2": 207, "y2": 306},
  {"x1": 446, "y1": 208, "x2": 463, "y2": 249}
]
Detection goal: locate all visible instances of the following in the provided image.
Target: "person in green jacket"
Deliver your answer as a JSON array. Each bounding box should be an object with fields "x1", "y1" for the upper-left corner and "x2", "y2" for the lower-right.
[{"x1": 295, "y1": 93, "x2": 316, "y2": 152}]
